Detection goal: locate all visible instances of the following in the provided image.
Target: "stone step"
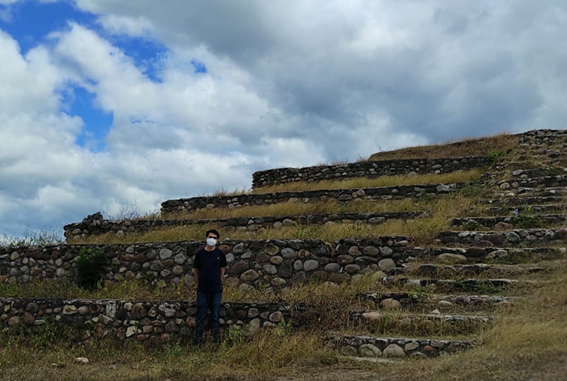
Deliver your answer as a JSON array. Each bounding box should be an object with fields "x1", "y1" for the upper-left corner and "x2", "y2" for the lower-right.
[
  {"x1": 451, "y1": 214, "x2": 567, "y2": 229},
  {"x1": 517, "y1": 145, "x2": 567, "y2": 153},
  {"x1": 326, "y1": 333, "x2": 475, "y2": 358},
  {"x1": 516, "y1": 145, "x2": 567, "y2": 154},
  {"x1": 510, "y1": 168, "x2": 567, "y2": 179},
  {"x1": 401, "y1": 263, "x2": 544, "y2": 278},
  {"x1": 65, "y1": 211, "x2": 425, "y2": 241},
  {"x1": 438, "y1": 228, "x2": 566, "y2": 246},
  {"x1": 408, "y1": 246, "x2": 566, "y2": 263},
  {"x1": 350, "y1": 311, "x2": 493, "y2": 328},
  {"x1": 161, "y1": 182, "x2": 468, "y2": 214},
  {"x1": 358, "y1": 292, "x2": 520, "y2": 310},
  {"x1": 514, "y1": 186, "x2": 566, "y2": 195},
  {"x1": 486, "y1": 204, "x2": 567, "y2": 215},
  {"x1": 487, "y1": 195, "x2": 565, "y2": 207},
  {"x1": 381, "y1": 277, "x2": 522, "y2": 292},
  {"x1": 497, "y1": 175, "x2": 567, "y2": 190},
  {"x1": 0, "y1": 297, "x2": 292, "y2": 342},
  {"x1": 489, "y1": 188, "x2": 566, "y2": 205},
  {"x1": 349, "y1": 310, "x2": 493, "y2": 335},
  {"x1": 515, "y1": 156, "x2": 567, "y2": 168}
]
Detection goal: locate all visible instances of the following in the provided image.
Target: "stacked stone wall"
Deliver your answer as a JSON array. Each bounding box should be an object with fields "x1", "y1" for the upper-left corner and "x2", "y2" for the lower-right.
[
  {"x1": 0, "y1": 237, "x2": 411, "y2": 287},
  {"x1": 497, "y1": 175, "x2": 566, "y2": 190},
  {"x1": 327, "y1": 334, "x2": 474, "y2": 358},
  {"x1": 161, "y1": 183, "x2": 463, "y2": 215},
  {"x1": 438, "y1": 228, "x2": 566, "y2": 246},
  {"x1": 252, "y1": 157, "x2": 487, "y2": 188},
  {"x1": 408, "y1": 246, "x2": 565, "y2": 261},
  {"x1": 519, "y1": 129, "x2": 567, "y2": 145},
  {"x1": 451, "y1": 215, "x2": 567, "y2": 228},
  {"x1": 0, "y1": 297, "x2": 290, "y2": 342},
  {"x1": 64, "y1": 211, "x2": 422, "y2": 241}
]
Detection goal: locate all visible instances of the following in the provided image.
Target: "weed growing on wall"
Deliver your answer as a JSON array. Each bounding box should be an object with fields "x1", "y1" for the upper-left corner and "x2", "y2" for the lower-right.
[{"x1": 76, "y1": 247, "x2": 106, "y2": 290}]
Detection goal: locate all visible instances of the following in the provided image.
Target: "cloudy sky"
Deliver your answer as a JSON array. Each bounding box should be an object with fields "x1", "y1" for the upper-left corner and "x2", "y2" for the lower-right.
[{"x1": 1, "y1": 0, "x2": 566, "y2": 237}]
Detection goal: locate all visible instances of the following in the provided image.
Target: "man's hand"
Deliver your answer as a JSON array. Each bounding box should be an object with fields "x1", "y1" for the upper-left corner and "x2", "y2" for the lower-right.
[{"x1": 220, "y1": 267, "x2": 226, "y2": 283}]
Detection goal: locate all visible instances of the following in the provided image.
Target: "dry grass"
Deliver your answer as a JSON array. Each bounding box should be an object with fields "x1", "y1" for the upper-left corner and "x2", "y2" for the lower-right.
[
  {"x1": 368, "y1": 133, "x2": 518, "y2": 161},
  {"x1": 181, "y1": 197, "x2": 420, "y2": 220},
  {"x1": 73, "y1": 192, "x2": 486, "y2": 246},
  {"x1": 0, "y1": 273, "x2": 385, "y2": 307},
  {"x1": 250, "y1": 169, "x2": 483, "y2": 195},
  {"x1": 188, "y1": 169, "x2": 483, "y2": 199}
]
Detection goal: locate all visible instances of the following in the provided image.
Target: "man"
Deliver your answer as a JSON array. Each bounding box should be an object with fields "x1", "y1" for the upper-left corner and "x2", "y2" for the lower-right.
[{"x1": 192, "y1": 229, "x2": 227, "y2": 345}]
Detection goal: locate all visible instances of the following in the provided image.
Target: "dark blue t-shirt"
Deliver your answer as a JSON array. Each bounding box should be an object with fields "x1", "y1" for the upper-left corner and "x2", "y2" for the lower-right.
[{"x1": 193, "y1": 247, "x2": 227, "y2": 293}]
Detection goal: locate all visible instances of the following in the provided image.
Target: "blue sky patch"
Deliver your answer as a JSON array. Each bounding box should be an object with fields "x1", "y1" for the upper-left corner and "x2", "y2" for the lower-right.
[
  {"x1": 111, "y1": 35, "x2": 168, "y2": 83},
  {"x1": 0, "y1": 0, "x2": 168, "y2": 82},
  {"x1": 0, "y1": 0, "x2": 97, "y2": 55},
  {"x1": 61, "y1": 84, "x2": 113, "y2": 152},
  {"x1": 191, "y1": 59, "x2": 208, "y2": 74}
]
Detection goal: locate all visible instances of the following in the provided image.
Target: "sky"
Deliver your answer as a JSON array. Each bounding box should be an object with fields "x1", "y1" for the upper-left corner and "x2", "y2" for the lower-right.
[{"x1": 1, "y1": 0, "x2": 566, "y2": 238}]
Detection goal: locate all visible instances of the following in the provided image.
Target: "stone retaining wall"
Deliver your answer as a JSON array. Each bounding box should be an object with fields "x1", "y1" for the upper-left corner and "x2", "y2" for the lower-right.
[
  {"x1": 349, "y1": 311, "x2": 492, "y2": 324},
  {"x1": 497, "y1": 175, "x2": 566, "y2": 190},
  {"x1": 487, "y1": 204, "x2": 567, "y2": 215},
  {"x1": 252, "y1": 157, "x2": 487, "y2": 188},
  {"x1": 410, "y1": 263, "x2": 542, "y2": 278},
  {"x1": 0, "y1": 297, "x2": 290, "y2": 343},
  {"x1": 520, "y1": 129, "x2": 567, "y2": 145},
  {"x1": 438, "y1": 228, "x2": 566, "y2": 246},
  {"x1": 381, "y1": 277, "x2": 516, "y2": 291},
  {"x1": 358, "y1": 292, "x2": 519, "y2": 307},
  {"x1": 64, "y1": 211, "x2": 423, "y2": 241},
  {"x1": 511, "y1": 168, "x2": 566, "y2": 179},
  {"x1": 0, "y1": 237, "x2": 411, "y2": 287},
  {"x1": 451, "y1": 214, "x2": 567, "y2": 229},
  {"x1": 327, "y1": 334, "x2": 474, "y2": 358},
  {"x1": 488, "y1": 195, "x2": 564, "y2": 207},
  {"x1": 161, "y1": 183, "x2": 464, "y2": 215},
  {"x1": 407, "y1": 246, "x2": 566, "y2": 261}
]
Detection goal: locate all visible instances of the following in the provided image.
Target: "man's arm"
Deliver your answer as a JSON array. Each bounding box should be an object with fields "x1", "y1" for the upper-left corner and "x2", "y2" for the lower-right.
[
  {"x1": 220, "y1": 267, "x2": 226, "y2": 283},
  {"x1": 192, "y1": 268, "x2": 199, "y2": 286}
]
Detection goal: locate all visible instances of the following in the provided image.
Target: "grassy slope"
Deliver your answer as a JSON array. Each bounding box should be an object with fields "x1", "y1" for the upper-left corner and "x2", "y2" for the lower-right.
[{"x1": 367, "y1": 133, "x2": 517, "y2": 161}]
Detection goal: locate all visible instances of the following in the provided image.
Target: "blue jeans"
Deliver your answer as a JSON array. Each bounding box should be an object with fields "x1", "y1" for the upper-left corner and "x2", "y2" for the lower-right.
[{"x1": 194, "y1": 292, "x2": 222, "y2": 345}]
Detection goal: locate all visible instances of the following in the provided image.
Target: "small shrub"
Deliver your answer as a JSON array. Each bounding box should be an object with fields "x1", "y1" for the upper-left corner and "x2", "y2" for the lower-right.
[
  {"x1": 485, "y1": 150, "x2": 505, "y2": 165},
  {"x1": 75, "y1": 247, "x2": 107, "y2": 290},
  {"x1": 222, "y1": 325, "x2": 245, "y2": 346}
]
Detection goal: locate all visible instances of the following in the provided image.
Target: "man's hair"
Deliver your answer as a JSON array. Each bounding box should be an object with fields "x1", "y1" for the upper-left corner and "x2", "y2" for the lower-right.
[{"x1": 206, "y1": 229, "x2": 220, "y2": 239}]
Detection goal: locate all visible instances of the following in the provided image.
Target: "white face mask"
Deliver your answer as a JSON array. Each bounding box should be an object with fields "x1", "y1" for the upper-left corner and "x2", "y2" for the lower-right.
[{"x1": 206, "y1": 238, "x2": 217, "y2": 247}]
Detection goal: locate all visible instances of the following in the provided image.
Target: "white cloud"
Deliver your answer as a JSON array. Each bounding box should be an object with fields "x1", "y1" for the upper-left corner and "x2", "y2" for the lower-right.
[
  {"x1": 2, "y1": 0, "x2": 567, "y2": 237},
  {"x1": 97, "y1": 14, "x2": 153, "y2": 37},
  {"x1": 68, "y1": 0, "x2": 567, "y2": 143}
]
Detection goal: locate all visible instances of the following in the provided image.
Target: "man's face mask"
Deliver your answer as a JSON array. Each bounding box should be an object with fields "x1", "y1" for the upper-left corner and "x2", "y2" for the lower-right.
[{"x1": 206, "y1": 237, "x2": 217, "y2": 247}]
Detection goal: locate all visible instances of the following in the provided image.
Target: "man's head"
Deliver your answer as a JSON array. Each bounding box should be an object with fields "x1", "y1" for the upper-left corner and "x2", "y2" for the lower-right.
[{"x1": 206, "y1": 229, "x2": 220, "y2": 240}]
